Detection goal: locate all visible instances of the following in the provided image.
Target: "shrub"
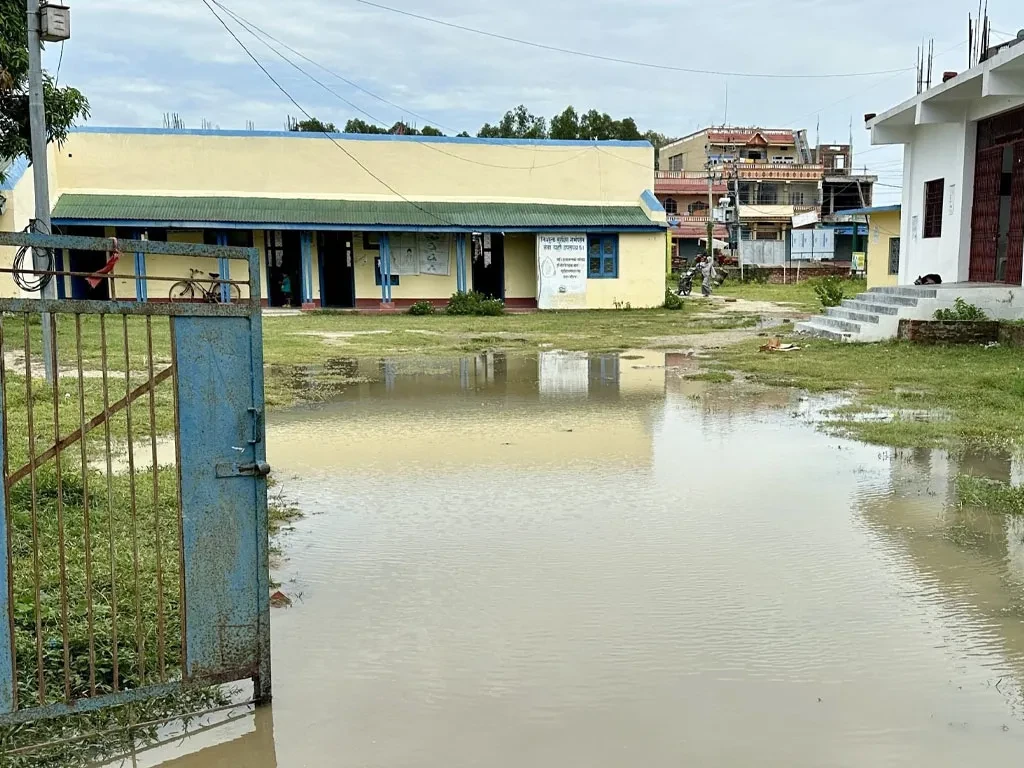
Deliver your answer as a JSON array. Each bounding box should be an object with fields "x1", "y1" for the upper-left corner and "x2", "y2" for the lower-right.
[
  {"x1": 407, "y1": 300, "x2": 435, "y2": 316},
  {"x1": 934, "y1": 298, "x2": 989, "y2": 322},
  {"x1": 742, "y1": 264, "x2": 769, "y2": 284},
  {"x1": 813, "y1": 276, "x2": 846, "y2": 308},
  {"x1": 664, "y1": 290, "x2": 685, "y2": 311},
  {"x1": 445, "y1": 290, "x2": 484, "y2": 315},
  {"x1": 478, "y1": 298, "x2": 506, "y2": 316},
  {"x1": 445, "y1": 291, "x2": 504, "y2": 316}
]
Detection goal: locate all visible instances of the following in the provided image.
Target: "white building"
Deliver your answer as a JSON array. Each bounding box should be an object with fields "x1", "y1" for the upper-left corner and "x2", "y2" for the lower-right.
[
  {"x1": 868, "y1": 33, "x2": 1024, "y2": 287},
  {"x1": 798, "y1": 32, "x2": 1024, "y2": 342}
]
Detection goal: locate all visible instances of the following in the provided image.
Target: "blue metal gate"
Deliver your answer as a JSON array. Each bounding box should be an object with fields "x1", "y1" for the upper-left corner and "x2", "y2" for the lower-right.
[{"x1": 0, "y1": 231, "x2": 271, "y2": 727}]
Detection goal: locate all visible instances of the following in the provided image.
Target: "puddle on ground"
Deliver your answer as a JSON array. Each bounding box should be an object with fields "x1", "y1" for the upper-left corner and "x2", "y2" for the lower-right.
[{"x1": 137, "y1": 350, "x2": 1024, "y2": 767}]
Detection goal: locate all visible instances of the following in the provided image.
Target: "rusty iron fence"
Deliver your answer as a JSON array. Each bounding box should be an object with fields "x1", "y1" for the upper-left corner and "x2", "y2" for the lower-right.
[{"x1": 0, "y1": 231, "x2": 271, "y2": 732}]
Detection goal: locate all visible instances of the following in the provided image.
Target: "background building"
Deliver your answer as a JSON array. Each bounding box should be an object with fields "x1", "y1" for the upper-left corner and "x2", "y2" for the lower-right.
[{"x1": 1, "y1": 128, "x2": 668, "y2": 310}]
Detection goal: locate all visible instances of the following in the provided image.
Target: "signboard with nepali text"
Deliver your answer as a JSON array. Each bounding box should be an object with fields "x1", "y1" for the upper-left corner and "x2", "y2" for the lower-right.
[{"x1": 537, "y1": 234, "x2": 588, "y2": 309}]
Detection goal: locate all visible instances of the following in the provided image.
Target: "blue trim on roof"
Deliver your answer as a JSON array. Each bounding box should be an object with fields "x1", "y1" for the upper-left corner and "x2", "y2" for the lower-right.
[
  {"x1": 838, "y1": 204, "x2": 901, "y2": 215},
  {"x1": 641, "y1": 189, "x2": 665, "y2": 213},
  {"x1": 0, "y1": 156, "x2": 29, "y2": 190},
  {"x1": 51, "y1": 217, "x2": 666, "y2": 234},
  {"x1": 68, "y1": 126, "x2": 653, "y2": 149}
]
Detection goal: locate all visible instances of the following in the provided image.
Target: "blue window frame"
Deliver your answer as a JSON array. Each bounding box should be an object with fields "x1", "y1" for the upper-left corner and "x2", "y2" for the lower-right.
[
  {"x1": 588, "y1": 235, "x2": 618, "y2": 279},
  {"x1": 374, "y1": 257, "x2": 399, "y2": 286}
]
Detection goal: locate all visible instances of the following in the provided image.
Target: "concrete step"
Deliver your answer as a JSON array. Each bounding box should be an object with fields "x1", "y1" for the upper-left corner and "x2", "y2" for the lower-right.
[
  {"x1": 854, "y1": 292, "x2": 919, "y2": 307},
  {"x1": 814, "y1": 315, "x2": 863, "y2": 334},
  {"x1": 826, "y1": 307, "x2": 881, "y2": 324},
  {"x1": 795, "y1": 320, "x2": 854, "y2": 342},
  {"x1": 842, "y1": 299, "x2": 901, "y2": 316},
  {"x1": 868, "y1": 286, "x2": 938, "y2": 299}
]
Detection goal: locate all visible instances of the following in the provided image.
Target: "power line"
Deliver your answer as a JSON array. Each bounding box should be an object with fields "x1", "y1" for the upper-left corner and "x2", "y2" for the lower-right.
[
  {"x1": 211, "y1": 0, "x2": 592, "y2": 171},
  {"x1": 211, "y1": 0, "x2": 461, "y2": 136},
  {"x1": 199, "y1": 0, "x2": 454, "y2": 226},
  {"x1": 354, "y1": 0, "x2": 915, "y2": 79}
]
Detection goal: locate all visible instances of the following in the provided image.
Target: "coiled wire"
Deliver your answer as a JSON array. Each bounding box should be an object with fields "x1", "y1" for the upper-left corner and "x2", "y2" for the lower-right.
[{"x1": 13, "y1": 223, "x2": 54, "y2": 293}]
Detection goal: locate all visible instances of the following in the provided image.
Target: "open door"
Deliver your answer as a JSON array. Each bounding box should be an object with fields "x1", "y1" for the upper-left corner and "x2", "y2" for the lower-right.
[
  {"x1": 471, "y1": 233, "x2": 504, "y2": 299},
  {"x1": 318, "y1": 232, "x2": 356, "y2": 308}
]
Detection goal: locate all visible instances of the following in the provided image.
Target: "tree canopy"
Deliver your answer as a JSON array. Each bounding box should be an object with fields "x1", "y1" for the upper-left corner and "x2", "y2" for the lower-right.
[
  {"x1": 288, "y1": 116, "x2": 337, "y2": 133},
  {"x1": 0, "y1": 0, "x2": 89, "y2": 182}
]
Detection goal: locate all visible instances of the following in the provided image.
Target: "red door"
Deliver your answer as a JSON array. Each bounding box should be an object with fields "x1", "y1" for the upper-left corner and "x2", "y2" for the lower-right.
[
  {"x1": 969, "y1": 146, "x2": 1003, "y2": 282},
  {"x1": 1006, "y1": 141, "x2": 1024, "y2": 285}
]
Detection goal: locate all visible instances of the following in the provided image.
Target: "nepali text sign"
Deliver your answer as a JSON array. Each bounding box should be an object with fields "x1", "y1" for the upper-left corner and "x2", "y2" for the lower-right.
[{"x1": 537, "y1": 234, "x2": 587, "y2": 309}]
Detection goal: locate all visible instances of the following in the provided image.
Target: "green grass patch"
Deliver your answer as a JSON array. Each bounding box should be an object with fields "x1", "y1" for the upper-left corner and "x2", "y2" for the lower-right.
[
  {"x1": 714, "y1": 336, "x2": 1024, "y2": 450},
  {"x1": 717, "y1": 277, "x2": 867, "y2": 313},
  {"x1": 685, "y1": 371, "x2": 735, "y2": 383},
  {"x1": 956, "y1": 475, "x2": 1024, "y2": 515}
]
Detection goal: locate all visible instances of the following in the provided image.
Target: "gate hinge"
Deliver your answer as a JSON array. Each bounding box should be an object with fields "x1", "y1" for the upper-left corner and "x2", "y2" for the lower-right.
[{"x1": 216, "y1": 461, "x2": 272, "y2": 479}]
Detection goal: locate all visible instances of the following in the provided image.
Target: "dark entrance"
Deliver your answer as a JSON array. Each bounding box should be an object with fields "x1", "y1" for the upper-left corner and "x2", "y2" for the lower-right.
[
  {"x1": 471, "y1": 232, "x2": 504, "y2": 299},
  {"x1": 61, "y1": 225, "x2": 110, "y2": 300},
  {"x1": 318, "y1": 231, "x2": 355, "y2": 308},
  {"x1": 971, "y1": 106, "x2": 1024, "y2": 283},
  {"x1": 264, "y1": 230, "x2": 302, "y2": 307}
]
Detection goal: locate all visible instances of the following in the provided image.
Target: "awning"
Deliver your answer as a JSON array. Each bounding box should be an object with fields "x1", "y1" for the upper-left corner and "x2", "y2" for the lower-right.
[{"x1": 51, "y1": 194, "x2": 664, "y2": 232}]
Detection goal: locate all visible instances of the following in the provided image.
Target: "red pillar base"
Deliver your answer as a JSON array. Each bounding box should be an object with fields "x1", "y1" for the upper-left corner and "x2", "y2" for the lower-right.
[
  {"x1": 379, "y1": 302, "x2": 398, "y2": 313},
  {"x1": 301, "y1": 300, "x2": 321, "y2": 310}
]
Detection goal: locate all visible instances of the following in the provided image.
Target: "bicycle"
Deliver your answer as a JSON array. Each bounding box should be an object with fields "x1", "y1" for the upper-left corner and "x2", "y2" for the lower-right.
[{"x1": 169, "y1": 268, "x2": 242, "y2": 304}]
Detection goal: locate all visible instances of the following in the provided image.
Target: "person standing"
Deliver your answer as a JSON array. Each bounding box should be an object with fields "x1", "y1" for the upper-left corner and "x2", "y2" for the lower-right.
[{"x1": 700, "y1": 256, "x2": 718, "y2": 297}]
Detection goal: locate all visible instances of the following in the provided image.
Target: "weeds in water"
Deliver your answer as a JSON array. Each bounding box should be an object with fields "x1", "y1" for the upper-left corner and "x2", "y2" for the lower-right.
[{"x1": 957, "y1": 475, "x2": 1024, "y2": 515}]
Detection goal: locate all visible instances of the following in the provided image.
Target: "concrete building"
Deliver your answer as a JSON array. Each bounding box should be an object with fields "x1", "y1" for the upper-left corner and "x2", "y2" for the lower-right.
[
  {"x1": 798, "y1": 32, "x2": 1024, "y2": 341},
  {"x1": 841, "y1": 204, "x2": 903, "y2": 289},
  {"x1": 0, "y1": 128, "x2": 668, "y2": 310},
  {"x1": 656, "y1": 128, "x2": 875, "y2": 261}
]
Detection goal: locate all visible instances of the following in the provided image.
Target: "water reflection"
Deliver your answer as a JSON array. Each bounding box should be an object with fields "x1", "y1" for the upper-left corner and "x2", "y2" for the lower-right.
[{"x1": 155, "y1": 351, "x2": 1024, "y2": 766}]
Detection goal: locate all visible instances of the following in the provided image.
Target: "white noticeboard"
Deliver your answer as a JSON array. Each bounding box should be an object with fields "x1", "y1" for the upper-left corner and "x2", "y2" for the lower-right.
[
  {"x1": 537, "y1": 234, "x2": 588, "y2": 309},
  {"x1": 386, "y1": 233, "x2": 451, "y2": 276}
]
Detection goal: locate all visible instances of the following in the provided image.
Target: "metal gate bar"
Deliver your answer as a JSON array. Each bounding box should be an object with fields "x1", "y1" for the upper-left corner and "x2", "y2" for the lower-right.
[{"x1": 0, "y1": 230, "x2": 270, "y2": 730}]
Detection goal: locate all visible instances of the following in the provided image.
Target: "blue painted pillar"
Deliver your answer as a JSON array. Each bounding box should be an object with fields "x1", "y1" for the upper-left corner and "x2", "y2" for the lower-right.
[
  {"x1": 455, "y1": 234, "x2": 467, "y2": 293},
  {"x1": 300, "y1": 232, "x2": 314, "y2": 309},
  {"x1": 215, "y1": 232, "x2": 230, "y2": 303},
  {"x1": 380, "y1": 233, "x2": 392, "y2": 304},
  {"x1": 135, "y1": 228, "x2": 148, "y2": 302}
]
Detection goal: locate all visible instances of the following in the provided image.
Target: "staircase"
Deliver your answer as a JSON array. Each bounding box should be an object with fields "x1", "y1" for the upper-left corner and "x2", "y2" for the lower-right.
[{"x1": 796, "y1": 286, "x2": 938, "y2": 342}]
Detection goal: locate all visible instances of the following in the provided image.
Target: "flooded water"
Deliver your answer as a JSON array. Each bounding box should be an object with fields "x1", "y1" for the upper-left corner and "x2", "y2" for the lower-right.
[{"x1": 145, "y1": 351, "x2": 1024, "y2": 766}]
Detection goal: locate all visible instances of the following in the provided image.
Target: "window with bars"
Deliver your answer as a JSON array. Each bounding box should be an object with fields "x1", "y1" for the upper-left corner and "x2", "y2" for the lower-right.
[
  {"x1": 888, "y1": 237, "x2": 901, "y2": 275},
  {"x1": 923, "y1": 179, "x2": 944, "y2": 238},
  {"x1": 664, "y1": 197, "x2": 678, "y2": 214},
  {"x1": 588, "y1": 235, "x2": 618, "y2": 279}
]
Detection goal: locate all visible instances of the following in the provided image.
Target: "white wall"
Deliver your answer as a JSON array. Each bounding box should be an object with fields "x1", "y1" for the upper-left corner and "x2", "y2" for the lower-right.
[{"x1": 900, "y1": 121, "x2": 976, "y2": 285}]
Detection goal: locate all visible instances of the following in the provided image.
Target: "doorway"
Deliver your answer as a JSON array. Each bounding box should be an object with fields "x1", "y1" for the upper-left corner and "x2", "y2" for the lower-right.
[
  {"x1": 318, "y1": 232, "x2": 355, "y2": 308},
  {"x1": 62, "y1": 225, "x2": 110, "y2": 300},
  {"x1": 971, "y1": 105, "x2": 1024, "y2": 284},
  {"x1": 471, "y1": 233, "x2": 504, "y2": 299},
  {"x1": 264, "y1": 230, "x2": 302, "y2": 307}
]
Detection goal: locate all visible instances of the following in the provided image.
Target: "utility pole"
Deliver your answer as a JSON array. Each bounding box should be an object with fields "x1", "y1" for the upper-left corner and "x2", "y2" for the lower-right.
[
  {"x1": 706, "y1": 168, "x2": 715, "y2": 259},
  {"x1": 26, "y1": 0, "x2": 60, "y2": 383}
]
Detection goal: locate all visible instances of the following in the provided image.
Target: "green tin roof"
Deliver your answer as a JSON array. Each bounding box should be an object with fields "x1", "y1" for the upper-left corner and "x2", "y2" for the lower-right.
[{"x1": 51, "y1": 194, "x2": 662, "y2": 231}]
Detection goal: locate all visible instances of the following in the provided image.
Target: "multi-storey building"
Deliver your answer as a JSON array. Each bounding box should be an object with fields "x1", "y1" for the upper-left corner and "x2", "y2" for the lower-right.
[{"x1": 655, "y1": 127, "x2": 876, "y2": 261}]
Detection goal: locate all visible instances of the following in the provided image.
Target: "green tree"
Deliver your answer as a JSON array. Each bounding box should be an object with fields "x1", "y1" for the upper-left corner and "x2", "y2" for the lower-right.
[
  {"x1": 420, "y1": 125, "x2": 443, "y2": 136},
  {"x1": 478, "y1": 104, "x2": 547, "y2": 139},
  {"x1": 549, "y1": 106, "x2": 580, "y2": 140},
  {"x1": 343, "y1": 118, "x2": 387, "y2": 134},
  {"x1": 288, "y1": 116, "x2": 337, "y2": 133},
  {"x1": 0, "y1": 0, "x2": 89, "y2": 182}
]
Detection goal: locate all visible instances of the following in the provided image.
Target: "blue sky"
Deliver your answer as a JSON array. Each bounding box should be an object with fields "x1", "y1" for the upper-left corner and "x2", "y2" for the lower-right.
[{"x1": 44, "y1": 0, "x2": 1024, "y2": 203}]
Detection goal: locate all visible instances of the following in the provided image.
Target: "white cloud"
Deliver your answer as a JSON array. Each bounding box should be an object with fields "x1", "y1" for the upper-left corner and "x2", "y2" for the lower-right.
[{"x1": 40, "y1": 0, "x2": 1016, "y2": 186}]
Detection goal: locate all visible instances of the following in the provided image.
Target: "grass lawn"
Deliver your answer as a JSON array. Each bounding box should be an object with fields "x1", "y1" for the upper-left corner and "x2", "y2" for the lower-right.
[
  {"x1": 711, "y1": 336, "x2": 1024, "y2": 451},
  {"x1": 715, "y1": 277, "x2": 866, "y2": 313}
]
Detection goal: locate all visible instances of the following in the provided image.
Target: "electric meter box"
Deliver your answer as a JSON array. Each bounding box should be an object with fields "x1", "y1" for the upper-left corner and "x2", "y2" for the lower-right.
[{"x1": 40, "y1": 4, "x2": 71, "y2": 42}]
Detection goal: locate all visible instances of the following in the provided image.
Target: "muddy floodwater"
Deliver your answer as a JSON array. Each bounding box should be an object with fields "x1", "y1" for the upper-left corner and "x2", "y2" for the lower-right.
[{"x1": 142, "y1": 351, "x2": 1024, "y2": 767}]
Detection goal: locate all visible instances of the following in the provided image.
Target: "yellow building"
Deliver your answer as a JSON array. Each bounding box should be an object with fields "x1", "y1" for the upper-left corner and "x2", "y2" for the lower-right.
[
  {"x1": 1, "y1": 128, "x2": 667, "y2": 310},
  {"x1": 843, "y1": 205, "x2": 902, "y2": 288}
]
